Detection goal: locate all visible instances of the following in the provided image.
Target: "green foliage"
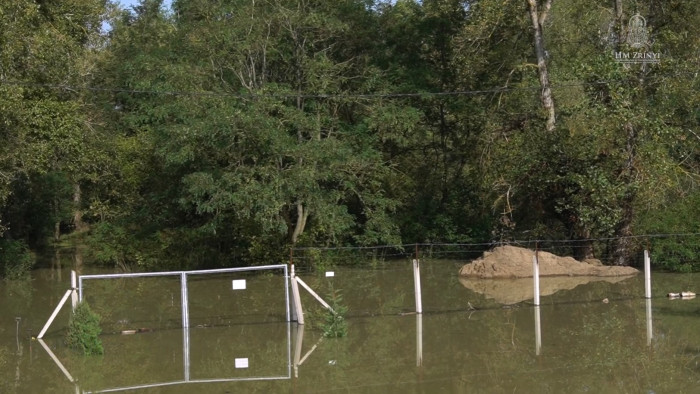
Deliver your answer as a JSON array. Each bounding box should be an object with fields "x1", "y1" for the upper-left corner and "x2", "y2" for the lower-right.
[
  {"x1": 0, "y1": 0, "x2": 698, "y2": 269},
  {"x1": 67, "y1": 302, "x2": 104, "y2": 356},
  {"x1": 637, "y1": 192, "x2": 700, "y2": 272},
  {"x1": 0, "y1": 239, "x2": 34, "y2": 280},
  {"x1": 2, "y1": 172, "x2": 74, "y2": 246},
  {"x1": 321, "y1": 289, "x2": 349, "y2": 338}
]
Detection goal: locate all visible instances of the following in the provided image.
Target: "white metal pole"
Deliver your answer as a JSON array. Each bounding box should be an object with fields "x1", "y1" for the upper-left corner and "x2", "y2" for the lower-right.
[
  {"x1": 290, "y1": 265, "x2": 297, "y2": 322},
  {"x1": 413, "y1": 259, "x2": 423, "y2": 314},
  {"x1": 284, "y1": 265, "x2": 290, "y2": 322},
  {"x1": 290, "y1": 266, "x2": 304, "y2": 325},
  {"x1": 181, "y1": 273, "x2": 189, "y2": 328},
  {"x1": 71, "y1": 270, "x2": 78, "y2": 311},
  {"x1": 533, "y1": 254, "x2": 540, "y2": 306},
  {"x1": 38, "y1": 289, "x2": 73, "y2": 339},
  {"x1": 644, "y1": 249, "x2": 651, "y2": 299},
  {"x1": 181, "y1": 272, "x2": 190, "y2": 382},
  {"x1": 78, "y1": 275, "x2": 83, "y2": 302}
]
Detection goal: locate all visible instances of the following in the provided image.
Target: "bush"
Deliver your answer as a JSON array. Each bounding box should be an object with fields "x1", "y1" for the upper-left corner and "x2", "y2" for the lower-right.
[
  {"x1": 637, "y1": 192, "x2": 700, "y2": 272},
  {"x1": 0, "y1": 239, "x2": 34, "y2": 280},
  {"x1": 321, "y1": 290, "x2": 348, "y2": 338},
  {"x1": 66, "y1": 302, "x2": 103, "y2": 355}
]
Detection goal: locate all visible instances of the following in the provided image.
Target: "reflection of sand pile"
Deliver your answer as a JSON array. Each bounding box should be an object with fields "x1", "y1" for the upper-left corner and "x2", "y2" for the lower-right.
[
  {"x1": 459, "y1": 276, "x2": 635, "y2": 305},
  {"x1": 458, "y1": 245, "x2": 639, "y2": 278}
]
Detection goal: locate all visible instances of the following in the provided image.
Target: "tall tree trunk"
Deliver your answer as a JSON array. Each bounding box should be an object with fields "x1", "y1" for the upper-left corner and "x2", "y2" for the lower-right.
[
  {"x1": 574, "y1": 229, "x2": 595, "y2": 261},
  {"x1": 289, "y1": 19, "x2": 309, "y2": 245},
  {"x1": 291, "y1": 202, "x2": 308, "y2": 244},
  {"x1": 73, "y1": 183, "x2": 84, "y2": 231},
  {"x1": 527, "y1": 0, "x2": 556, "y2": 132},
  {"x1": 611, "y1": 123, "x2": 638, "y2": 265},
  {"x1": 74, "y1": 245, "x2": 84, "y2": 272},
  {"x1": 606, "y1": 0, "x2": 637, "y2": 266},
  {"x1": 54, "y1": 221, "x2": 61, "y2": 242}
]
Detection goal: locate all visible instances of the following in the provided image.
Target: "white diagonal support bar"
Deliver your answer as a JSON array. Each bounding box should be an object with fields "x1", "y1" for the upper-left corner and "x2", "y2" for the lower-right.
[
  {"x1": 295, "y1": 277, "x2": 335, "y2": 314},
  {"x1": 38, "y1": 289, "x2": 74, "y2": 339}
]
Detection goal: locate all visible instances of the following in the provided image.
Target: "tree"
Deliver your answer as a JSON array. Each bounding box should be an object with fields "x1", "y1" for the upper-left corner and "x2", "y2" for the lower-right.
[
  {"x1": 0, "y1": 0, "x2": 107, "y2": 244},
  {"x1": 526, "y1": 0, "x2": 555, "y2": 131}
]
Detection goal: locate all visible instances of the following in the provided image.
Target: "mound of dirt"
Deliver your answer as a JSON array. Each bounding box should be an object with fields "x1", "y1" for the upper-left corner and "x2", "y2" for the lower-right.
[{"x1": 458, "y1": 245, "x2": 639, "y2": 279}]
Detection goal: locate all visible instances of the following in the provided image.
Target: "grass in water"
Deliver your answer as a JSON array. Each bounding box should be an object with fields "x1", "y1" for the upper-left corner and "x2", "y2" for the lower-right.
[
  {"x1": 321, "y1": 289, "x2": 348, "y2": 338},
  {"x1": 66, "y1": 302, "x2": 103, "y2": 355}
]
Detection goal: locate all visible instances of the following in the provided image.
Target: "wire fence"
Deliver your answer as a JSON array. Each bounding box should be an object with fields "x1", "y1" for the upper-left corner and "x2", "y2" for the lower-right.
[
  {"x1": 285, "y1": 233, "x2": 699, "y2": 317},
  {"x1": 290, "y1": 233, "x2": 700, "y2": 272}
]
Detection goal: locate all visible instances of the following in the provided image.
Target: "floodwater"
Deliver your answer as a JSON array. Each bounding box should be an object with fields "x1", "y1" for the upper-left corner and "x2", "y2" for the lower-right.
[{"x1": 1, "y1": 257, "x2": 700, "y2": 393}]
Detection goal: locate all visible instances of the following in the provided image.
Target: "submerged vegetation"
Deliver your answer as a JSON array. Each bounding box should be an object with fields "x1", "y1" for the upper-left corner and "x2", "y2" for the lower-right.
[
  {"x1": 66, "y1": 302, "x2": 104, "y2": 356},
  {"x1": 0, "y1": 240, "x2": 34, "y2": 280},
  {"x1": 0, "y1": 0, "x2": 697, "y2": 271},
  {"x1": 321, "y1": 290, "x2": 349, "y2": 338}
]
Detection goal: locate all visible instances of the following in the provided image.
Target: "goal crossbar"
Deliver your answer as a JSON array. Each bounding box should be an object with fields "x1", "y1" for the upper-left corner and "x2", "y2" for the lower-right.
[{"x1": 78, "y1": 264, "x2": 290, "y2": 328}]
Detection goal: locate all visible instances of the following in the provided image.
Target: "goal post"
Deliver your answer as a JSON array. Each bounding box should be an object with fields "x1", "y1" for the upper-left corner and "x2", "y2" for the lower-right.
[{"x1": 78, "y1": 264, "x2": 290, "y2": 329}]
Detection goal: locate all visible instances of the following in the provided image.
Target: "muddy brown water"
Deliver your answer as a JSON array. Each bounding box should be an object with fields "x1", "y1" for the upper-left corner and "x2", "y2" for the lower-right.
[{"x1": 1, "y1": 258, "x2": 699, "y2": 393}]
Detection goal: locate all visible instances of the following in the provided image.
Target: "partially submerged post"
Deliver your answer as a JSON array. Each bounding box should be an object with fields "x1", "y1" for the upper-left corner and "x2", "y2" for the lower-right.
[
  {"x1": 644, "y1": 250, "x2": 651, "y2": 299},
  {"x1": 413, "y1": 245, "x2": 423, "y2": 314},
  {"x1": 290, "y1": 264, "x2": 304, "y2": 325},
  {"x1": 533, "y1": 249, "x2": 541, "y2": 354},
  {"x1": 532, "y1": 252, "x2": 540, "y2": 306},
  {"x1": 71, "y1": 270, "x2": 78, "y2": 311}
]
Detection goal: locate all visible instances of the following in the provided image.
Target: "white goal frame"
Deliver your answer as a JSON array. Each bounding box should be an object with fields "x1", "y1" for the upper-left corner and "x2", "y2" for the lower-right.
[
  {"x1": 78, "y1": 264, "x2": 290, "y2": 328},
  {"x1": 76, "y1": 264, "x2": 292, "y2": 392}
]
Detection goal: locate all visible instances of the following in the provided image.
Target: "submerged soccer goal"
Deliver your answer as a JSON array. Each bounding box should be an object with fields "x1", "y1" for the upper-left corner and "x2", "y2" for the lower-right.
[{"x1": 78, "y1": 265, "x2": 290, "y2": 332}]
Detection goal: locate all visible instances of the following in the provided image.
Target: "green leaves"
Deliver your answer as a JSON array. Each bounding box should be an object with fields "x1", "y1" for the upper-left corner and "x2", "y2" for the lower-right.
[
  {"x1": 66, "y1": 302, "x2": 104, "y2": 356},
  {"x1": 0, "y1": 239, "x2": 34, "y2": 280},
  {"x1": 1, "y1": 0, "x2": 696, "y2": 269}
]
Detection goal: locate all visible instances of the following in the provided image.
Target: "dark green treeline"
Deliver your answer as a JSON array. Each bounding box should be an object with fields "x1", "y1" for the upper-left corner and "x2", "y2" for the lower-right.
[{"x1": 0, "y1": 0, "x2": 697, "y2": 273}]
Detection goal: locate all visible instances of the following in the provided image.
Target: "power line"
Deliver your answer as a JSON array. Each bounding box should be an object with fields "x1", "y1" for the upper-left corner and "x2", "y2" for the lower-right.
[
  {"x1": 0, "y1": 72, "x2": 695, "y2": 100},
  {"x1": 290, "y1": 233, "x2": 700, "y2": 252}
]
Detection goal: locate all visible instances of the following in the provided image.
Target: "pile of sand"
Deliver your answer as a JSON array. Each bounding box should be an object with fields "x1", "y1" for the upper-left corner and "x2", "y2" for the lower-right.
[{"x1": 458, "y1": 245, "x2": 639, "y2": 279}]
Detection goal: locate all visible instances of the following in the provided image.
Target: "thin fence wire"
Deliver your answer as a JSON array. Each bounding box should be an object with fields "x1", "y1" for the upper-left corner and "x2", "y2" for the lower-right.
[
  {"x1": 289, "y1": 233, "x2": 699, "y2": 317},
  {"x1": 290, "y1": 233, "x2": 700, "y2": 272}
]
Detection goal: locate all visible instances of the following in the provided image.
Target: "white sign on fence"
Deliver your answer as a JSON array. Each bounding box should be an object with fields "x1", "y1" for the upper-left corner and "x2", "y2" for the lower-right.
[
  {"x1": 235, "y1": 358, "x2": 249, "y2": 369},
  {"x1": 232, "y1": 279, "x2": 247, "y2": 290}
]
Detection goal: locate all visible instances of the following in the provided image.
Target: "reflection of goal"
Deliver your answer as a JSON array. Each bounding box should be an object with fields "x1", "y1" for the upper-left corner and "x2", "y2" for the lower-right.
[
  {"x1": 79, "y1": 265, "x2": 290, "y2": 330},
  {"x1": 75, "y1": 265, "x2": 292, "y2": 392}
]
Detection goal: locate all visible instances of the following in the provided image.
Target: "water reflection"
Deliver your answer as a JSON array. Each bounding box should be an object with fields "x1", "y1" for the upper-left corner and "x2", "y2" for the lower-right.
[
  {"x1": 4, "y1": 263, "x2": 700, "y2": 393},
  {"x1": 534, "y1": 305, "x2": 541, "y2": 356},
  {"x1": 63, "y1": 323, "x2": 292, "y2": 393},
  {"x1": 647, "y1": 298, "x2": 653, "y2": 346},
  {"x1": 459, "y1": 275, "x2": 637, "y2": 304},
  {"x1": 416, "y1": 313, "x2": 423, "y2": 367}
]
